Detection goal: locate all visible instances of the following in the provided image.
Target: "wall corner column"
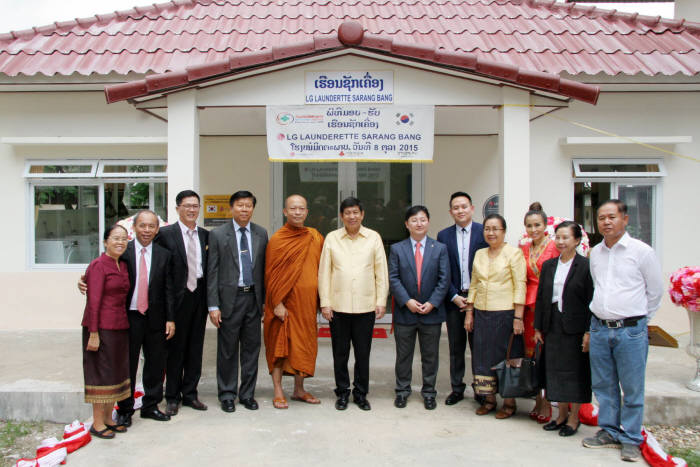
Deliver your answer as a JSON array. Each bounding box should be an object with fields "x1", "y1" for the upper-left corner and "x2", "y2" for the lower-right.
[
  {"x1": 167, "y1": 90, "x2": 200, "y2": 223},
  {"x1": 498, "y1": 87, "x2": 531, "y2": 245}
]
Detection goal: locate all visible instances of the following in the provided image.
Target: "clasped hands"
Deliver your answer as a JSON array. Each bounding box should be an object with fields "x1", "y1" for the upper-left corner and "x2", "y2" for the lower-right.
[{"x1": 406, "y1": 299, "x2": 434, "y2": 315}]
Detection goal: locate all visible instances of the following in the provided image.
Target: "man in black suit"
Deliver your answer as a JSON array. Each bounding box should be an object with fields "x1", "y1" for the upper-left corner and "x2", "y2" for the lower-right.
[
  {"x1": 117, "y1": 210, "x2": 175, "y2": 425},
  {"x1": 207, "y1": 191, "x2": 268, "y2": 413},
  {"x1": 436, "y1": 192, "x2": 488, "y2": 406},
  {"x1": 156, "y1": 190, "x2": 209, "y2": 415}
]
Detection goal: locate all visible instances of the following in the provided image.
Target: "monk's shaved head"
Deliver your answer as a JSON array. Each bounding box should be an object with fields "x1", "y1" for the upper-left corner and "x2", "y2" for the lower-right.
[
  {"x1": 283, "y1": 194, "x2": 308, "y2": 228},
  {"x1": 284, "y1": 194, "x2": 307, "y2": 209}
]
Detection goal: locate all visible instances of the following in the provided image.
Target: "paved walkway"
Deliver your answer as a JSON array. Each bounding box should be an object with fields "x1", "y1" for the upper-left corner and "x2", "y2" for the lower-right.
[{"x1": 1, "y1": 328, "x2": 698, "y2": 466}]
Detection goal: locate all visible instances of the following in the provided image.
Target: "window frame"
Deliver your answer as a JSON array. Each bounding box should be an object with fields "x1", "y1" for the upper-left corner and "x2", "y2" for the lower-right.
[
  {"x1": 97, "y1": 159, "x2": 168, "y2": 178},
  {"x1": 24, "y1": 159, "x2": 98, "y2": 178},
  {"x1": 25, "y1": 159, "x2": 167, "y2": 270},
  {"x1": 572, "y1": 157, "x2": 666, "y2": 178}
]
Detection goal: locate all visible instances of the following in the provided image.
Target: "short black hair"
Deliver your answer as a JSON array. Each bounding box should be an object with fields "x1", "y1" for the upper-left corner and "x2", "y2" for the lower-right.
[
  {"x1": 103, "y1": 224, "x2": 127, "y2": 241},
  {"x1": 555, "y1": 220, "x2": 583, "y2": 240},
  {"x1": 597, "y1": 199, "x2": 627, "y2": 215},
  {"x1": 405, "y1": 205, "x2": 430, "y2": 222},
  {"x1": 340, "y1": 197, "x2": 363, "y2": 214},
  {"x1": 229, "y1": 190, "x2": 257, "y2": 207},
  {"x1": 484, "y1": 213, "x2": 506, "y2": 231},
  {"x1": 133, "y1": 209, "x2": 158, "y2": 225},
  {"x1": 449, "y1": 191, "x2": 472, "y2": 207},
  {"x1": 176, "y1": 190, "x2": 200, "y2": 206}
]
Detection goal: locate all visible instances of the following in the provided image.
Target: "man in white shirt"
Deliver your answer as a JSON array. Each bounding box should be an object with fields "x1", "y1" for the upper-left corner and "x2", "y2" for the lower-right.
[{"x1": 582, "y1": 200, "x2": 663, "y2": 463}]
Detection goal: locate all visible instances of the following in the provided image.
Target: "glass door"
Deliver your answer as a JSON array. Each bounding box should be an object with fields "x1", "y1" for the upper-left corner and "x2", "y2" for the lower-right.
[{"x1": 275, "y1": 161, "x2": 421, "y2": 323}]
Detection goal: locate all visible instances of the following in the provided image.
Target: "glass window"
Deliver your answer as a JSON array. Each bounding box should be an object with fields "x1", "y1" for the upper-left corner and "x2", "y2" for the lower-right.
[
  {"x1": 34, "y1": 185, "x2": 100, "y2": 264},
  {"x1": 97, "y1": 160, "x2": 167, "y2": 177},
  {"x1": 573, "y1": 159, "x2": 665, "y2": 177},
  {"x1": 617, "y1": 185, "x2": 654, "y2": 247},
  {"x1": 25, "y1": 161, "x2": 97, "y2": 178}
]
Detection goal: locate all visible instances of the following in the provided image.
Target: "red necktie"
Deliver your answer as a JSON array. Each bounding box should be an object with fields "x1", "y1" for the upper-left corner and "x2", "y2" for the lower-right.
[
  {"x1": 137, "y1": 247, "x2": 149, "y2": 314},
  {"x1": 415, "y1": 242, "x2": 423, "y2": 294}
]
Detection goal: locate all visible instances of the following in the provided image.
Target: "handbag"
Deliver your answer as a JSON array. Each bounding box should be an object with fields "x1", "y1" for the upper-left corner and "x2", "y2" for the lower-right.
[
  {"x1": 492, "y1": 334, "x2": 538, "y2": 398},
  {"x1": 518, "y1": 341, "x2": 542, "y2": 395}
]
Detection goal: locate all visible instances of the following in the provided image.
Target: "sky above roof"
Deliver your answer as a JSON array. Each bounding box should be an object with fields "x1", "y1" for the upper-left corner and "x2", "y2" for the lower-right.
[{"x1": 0, "y1": 1, "x2": 676, "y2": 34}]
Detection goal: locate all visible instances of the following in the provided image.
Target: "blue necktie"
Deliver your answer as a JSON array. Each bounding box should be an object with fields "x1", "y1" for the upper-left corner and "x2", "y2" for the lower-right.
[{"x1": 239, "y1": 227, "x2": 253, "y2": 286}]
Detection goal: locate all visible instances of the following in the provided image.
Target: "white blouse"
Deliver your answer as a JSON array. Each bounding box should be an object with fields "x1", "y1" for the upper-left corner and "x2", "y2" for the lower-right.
[{"x1": 552, "y1": 257, "x2": 574, "y2": 312}]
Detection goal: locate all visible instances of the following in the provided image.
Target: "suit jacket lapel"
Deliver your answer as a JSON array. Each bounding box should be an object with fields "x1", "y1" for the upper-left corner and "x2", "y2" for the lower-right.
[
  {"x1": 420, "y1": 237, "x2": 435, "y2": 280},
  {"x1": 251, "y1": 225, "x2": 262, "y2": 268},
  {"x1": 226, "y1": 222, "x2": 240, "y2": 270},
  {"x1": 400, "y1": 239, "x2": 418, "y2": 283},
  {"x1": 562, "y1": 255, "x2": 580, "y2": 293},
  {"x1": 173, "y1": 226, "x2": 188, "y2": 265},
  {"x1": 198, "y1": 228, "x2": 207, "y2": 270}
]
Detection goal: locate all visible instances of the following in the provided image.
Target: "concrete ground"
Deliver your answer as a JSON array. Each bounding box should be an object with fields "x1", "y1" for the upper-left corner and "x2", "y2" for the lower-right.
[{"x1": 1, "y1": 327, "x2": 698, "y2": 466}]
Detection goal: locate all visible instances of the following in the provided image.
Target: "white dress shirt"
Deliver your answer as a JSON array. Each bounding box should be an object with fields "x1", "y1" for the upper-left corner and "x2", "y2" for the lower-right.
[
  {"x1": 232, "y1": 219, "x2": 253, "y2": 287},
  {"x1": 552, "y1": 257, "x2": 574, "y2": 312},
  {"x1": 178, "y1": 220, "x2": 203, "y2": 278},
  {"x1": 451, "y1": 222, "x2": 472, "y2": 302},
  {"x1": 129, "y1": 240, "x2": 152, "y2": 311},
  {"x1": 589, "y1": 232, "x2": 663, "y2": 320}
]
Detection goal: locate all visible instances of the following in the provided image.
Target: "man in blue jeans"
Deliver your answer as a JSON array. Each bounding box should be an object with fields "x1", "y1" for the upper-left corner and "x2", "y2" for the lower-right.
[{"x1": 582, "y1": 199, "x2": 663, "y2": 462}]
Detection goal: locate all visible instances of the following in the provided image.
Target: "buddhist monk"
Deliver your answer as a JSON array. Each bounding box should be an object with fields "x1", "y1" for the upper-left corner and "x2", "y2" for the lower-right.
[{"x1": 264, "y1": 194, "x2": 324, "y2": 409}]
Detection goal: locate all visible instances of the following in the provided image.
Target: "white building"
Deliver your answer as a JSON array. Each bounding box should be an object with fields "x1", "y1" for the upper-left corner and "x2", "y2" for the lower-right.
[{"x1": 0, "y1": 0, "x2": 698, "y2": 331}]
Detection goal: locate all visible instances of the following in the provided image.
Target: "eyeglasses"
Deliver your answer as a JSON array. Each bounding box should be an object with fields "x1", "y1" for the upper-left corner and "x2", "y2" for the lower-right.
[
  {"x1": 483, "y1": 228, "x2": 504, "y2": 233},
  {"x1": 179, "y1": 204, "x2": 200, "y2": 210}
]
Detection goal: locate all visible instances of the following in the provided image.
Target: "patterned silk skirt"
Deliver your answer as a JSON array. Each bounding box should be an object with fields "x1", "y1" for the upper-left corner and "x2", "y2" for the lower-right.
[
  {"x1": 472, "y1": 309, "x2": 523, "y2": 395},
  {"x1": 82, "y1": 327, "x2": 130, "y2": 404}
]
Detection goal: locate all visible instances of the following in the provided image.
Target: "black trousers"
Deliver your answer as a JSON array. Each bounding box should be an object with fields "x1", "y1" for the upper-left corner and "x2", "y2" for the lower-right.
[
  {"x1": 394, "y1": 322, "x2": 441, "y2": 398},
  {"x1": 118, "y1": 310, "x2": 167, "y2": 414},
  {"x1": 445, "y1": 306, "x2": 475, "y2": 394},
  {"x1": 329, "y1": 311, "x2": 375, "y2": 397},
  {"x1": 165, "y1": 279, "x2": 207, "y2": 404},
  {"x1": 216, "y1": 292, "x2": 261, "y2": 402}
]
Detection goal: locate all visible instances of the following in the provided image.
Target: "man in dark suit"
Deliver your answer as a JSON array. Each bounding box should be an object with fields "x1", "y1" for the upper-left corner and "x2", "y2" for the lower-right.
[
  {"x1": 389, "y1": 205, "x2": 450, "y2": 410},
  {"x1": 117, "y1": 210, "x2": 175, "y2": 425},
  {"x1": 436, "y1": 192, "x2": 488, "y2": 406},
  {"x1": 207, "y1": 190, "x2": 268, "y2": 413},
  {"x1": 156, "y1": 190, "x2": 209, "y2": 415}
]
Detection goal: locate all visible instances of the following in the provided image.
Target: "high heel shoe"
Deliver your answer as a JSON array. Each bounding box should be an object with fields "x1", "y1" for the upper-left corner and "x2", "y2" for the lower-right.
[{"x1": 536, "y1": 406, "x2": 552, "y2": 424}]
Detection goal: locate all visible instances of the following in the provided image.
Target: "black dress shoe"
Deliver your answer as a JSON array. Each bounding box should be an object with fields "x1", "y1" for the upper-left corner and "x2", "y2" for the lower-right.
[
  {"x1": 116, "y1": 413, "x2": 132, "y2": 428},
  {"x1": 165, "y1": 401, "x2": 179, "y2": 416},
  {"x1": 221, "y1": 400, "x2": 236, "y2": 413},
  {"x1": 543, "y1": 420, "x2": 567, "y2": 431},
  {"x1": 444, "y1": 391, "x2": 464, "y2": 406},
  {"x1": 559, "y1": 422, "x2": 581, "y2": 437},
  {"x1": 394, "y1": 394, "x2": 408, "y2": 408},
  {"x1": 353, "y1": 396, "x2": 371, "y2": 411},
  {"x1": 424, "y1": 397, "x2": 437, "y2": 410},
  {"x1": 183, "y1": 399, "x2": 208, "y2": 411},
  {"x1": 140, "y1": 407, "x2": 171, "y2": 421},
  {"x1": 240, "y1": 398, "x2": 259, "y2": 410},
  {"x1": 335, "y1": 394, "x2": 349, "y2": 411}
]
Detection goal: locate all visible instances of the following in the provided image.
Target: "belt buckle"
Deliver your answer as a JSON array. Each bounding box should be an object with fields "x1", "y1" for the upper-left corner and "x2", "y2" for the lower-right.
[
  {"x1": 241, "y1": 285, "x2": 252, "y2": 292},
  {"x1": 608, "y1": 320, "x2": 623, "y2": 329}
]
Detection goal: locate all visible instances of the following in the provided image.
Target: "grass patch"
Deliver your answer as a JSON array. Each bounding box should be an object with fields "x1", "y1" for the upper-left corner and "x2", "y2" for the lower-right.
[
  {"x1": 668, "y1": 447, "x2": 700, "y2": 467},
  {"x1": 0, "y1": 420, "x2": 43, "y2": 451}
]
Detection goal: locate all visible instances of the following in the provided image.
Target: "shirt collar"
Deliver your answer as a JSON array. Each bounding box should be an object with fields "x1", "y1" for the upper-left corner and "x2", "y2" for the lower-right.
[
  {"x1": 134, "y1": 239, "x2": 152, "y2": 252},
  {"x1": 232, "y1": 219, "x2": 250, "y2": 232},
  {"x1": 178, "y1": 220, "x2": 197, "y2": 235},
  {"x1": 410, "y1": 236, "x2": 427, "y2": 249},
  {"x1": 342, "y1": 225, "x2": 369, "y2": 239},
  {"x1": 455, "y1": 222, "x2": 472, "y2": 234},
  {"x1": 602, "y1": 231, "x2": 630, "y2": 251}
]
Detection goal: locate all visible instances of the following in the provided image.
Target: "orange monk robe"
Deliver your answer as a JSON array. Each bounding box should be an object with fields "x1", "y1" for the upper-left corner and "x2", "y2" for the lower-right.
[{"x1": 263, "y1": 223, "x2": 323, "y2": 376}]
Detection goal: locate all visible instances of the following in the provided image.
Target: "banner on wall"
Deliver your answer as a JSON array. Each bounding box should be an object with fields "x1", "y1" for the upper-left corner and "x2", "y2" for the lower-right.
[
  {"x1": 266, "y1": 105, "x2": 434, "y2": 162},
  {"x1": 203, "y1": 195, "x2": 231, "y2": 227},
  {"x1": 305, "y1": 71, "x2": 394, "y2": 104}
]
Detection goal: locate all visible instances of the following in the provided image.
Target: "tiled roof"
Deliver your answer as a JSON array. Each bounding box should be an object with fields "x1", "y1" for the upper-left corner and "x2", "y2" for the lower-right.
[
  {"x1": 1, "y1": 0, "x2": 699, "y2": 77},
  {"x1": 104, "y1": 21, "x2": 601, "y2": 104}
]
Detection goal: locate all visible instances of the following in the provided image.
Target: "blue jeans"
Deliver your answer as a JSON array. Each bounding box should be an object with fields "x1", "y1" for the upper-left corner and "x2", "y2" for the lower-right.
[{"x1": 589, "y1": 316, "x2": 648, "y2": 445}]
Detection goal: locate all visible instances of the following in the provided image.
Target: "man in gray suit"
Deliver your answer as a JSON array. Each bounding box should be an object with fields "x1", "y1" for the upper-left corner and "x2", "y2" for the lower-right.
[
  {"x1": 207, "y1": 190, "x2": 268, "y2": 413},
  {"x1": 388, "y1": 205, "x2": 450, "y2": 410}
]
